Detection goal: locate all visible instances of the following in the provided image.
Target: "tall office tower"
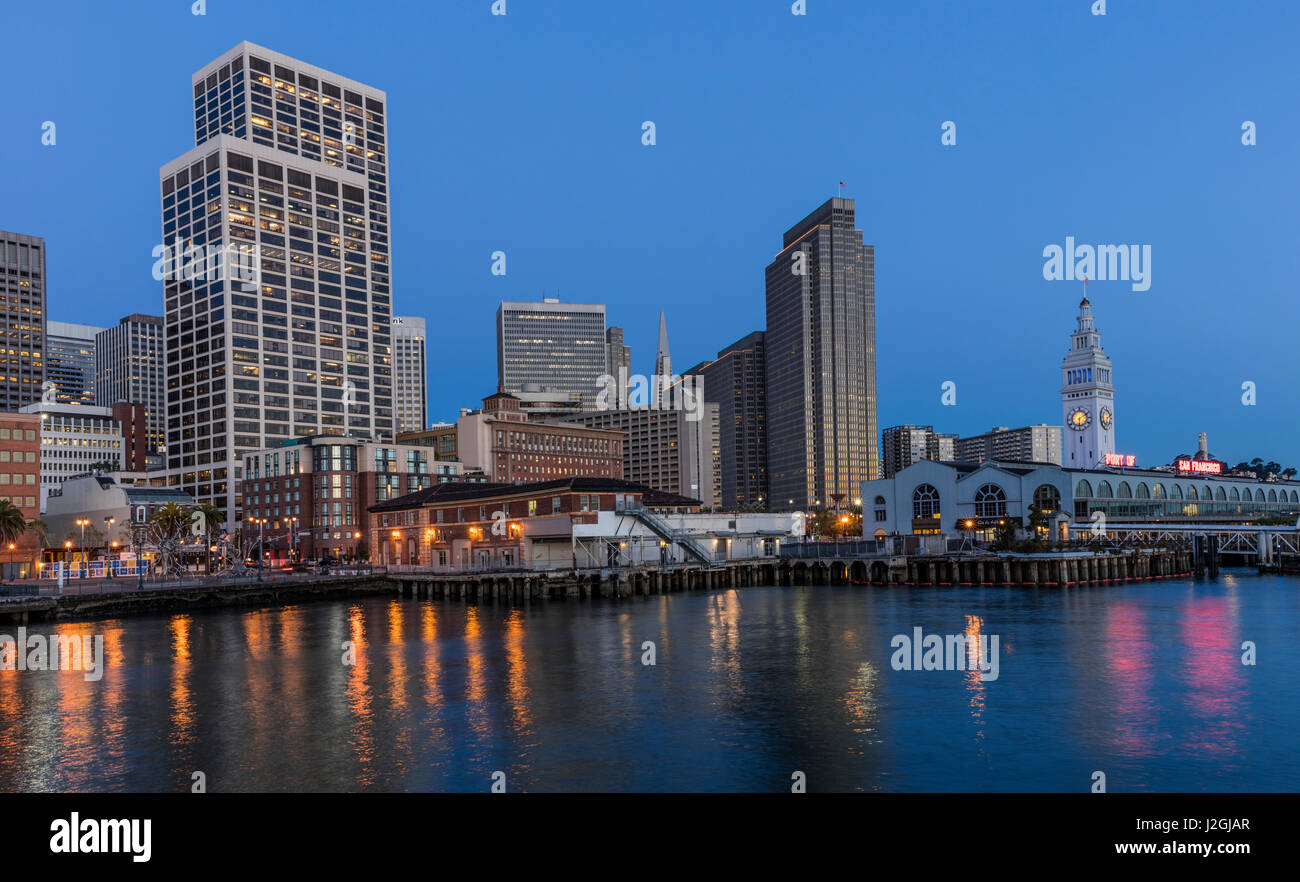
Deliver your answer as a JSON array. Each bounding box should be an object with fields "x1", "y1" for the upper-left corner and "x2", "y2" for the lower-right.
[
  {"x1": 691, "y1": 331, "x2": 767, "y2": 508},
  {"x1": 497, "y1": 298, "x2": 606, "y2": 409},
  {"x1": 605, "y1": 326, "x2": 630, "y2": 376},
  {"x1": 391, "y1": 315, "x2": 427, "y2": 434},
  {"x1": 160, "y1": 43, "x2": 394, "y2": 520},
  {"x1": 765, "y1": 197, "x2": 878, "y2": 510},
  {"x1": 0, "y1": 231, "x2": 47, "y2": 410},
  {"x1": 45, "y1": 321, "x2": 103, "y2": 406},
  {"x1": 95, "y1": 314, "x2": 166, "y2": 456},
  {"x1": 603, "y1": 326, "x2": 630, "y2": 408}
]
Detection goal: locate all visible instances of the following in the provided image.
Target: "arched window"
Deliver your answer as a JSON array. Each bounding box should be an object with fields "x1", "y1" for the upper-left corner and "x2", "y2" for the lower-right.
[
  {"x1": 1152, "y1": 483, "x2": 1165, "y2": 499},
  {"x1": 1256, "y1": 488, "x2": 1266, "y2": 502},
  {"x1": 1076, "y1": 479, "x2": 1093, "y2": 497},
  {"x1": 874, "y1": 496, "x2": 886, "y2": 505},
  {"x1": 1136, "y1": 482, "x2": 1150, "y2": 498},
  {"x1": 1169, "y1": 484, "x2": 1182, "y2": 499},
  {"x1": 873, "y1": 495, "x2": 887, "y2": 522},
  {"x1": 974, "y1": 483, "x2": 1007, "y2": 517},
  {"x1": 1230, "y1": 487, "x2": 1240, "y2": 501},
  {"x1": 1117, "y1": 481, "x2": 1132, "y2": 498},
  {"x1": 1187, "y1": 486, "x2": 1198, "y2": 500},
  {"x1": 1033, "y1": 484, "x2": 1061, "y2": 514},
  {"x1": 1269, "y1": 489, "x2": 1278, "y2": 502},
  {"x1": 912, "y1": 484, "x2": 940, "y2": 519},
  {"x1": 1215, "y1": 486, "x2": 1226, "y2": 500},
  {"x1": 1097, "y1": 481, "x2": 1113, "y2": 498},
  {"x1": 1291, "y1": 491, "x2": 1298, "y2": 503}
]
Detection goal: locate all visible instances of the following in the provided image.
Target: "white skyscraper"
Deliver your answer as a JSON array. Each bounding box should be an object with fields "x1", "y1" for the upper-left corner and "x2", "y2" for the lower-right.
[
  {"x1": 392, "y1": 315, "x2": 427, "y2": 434},
  {"x1": 1060, "y1": 294, "x2": 1116, "y2": 468},
  {"x1": 159, "y1": 42, "x2": 394, "y2": 519}
]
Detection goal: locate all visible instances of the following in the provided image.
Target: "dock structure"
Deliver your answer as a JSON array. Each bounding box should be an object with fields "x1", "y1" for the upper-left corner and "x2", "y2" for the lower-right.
[
  {"x1": 0, "y1": 549, "x2": 1194, "y2": 622},
  {"x1": 390, "y1": 548, "x2": 1192, "y2": 601}
]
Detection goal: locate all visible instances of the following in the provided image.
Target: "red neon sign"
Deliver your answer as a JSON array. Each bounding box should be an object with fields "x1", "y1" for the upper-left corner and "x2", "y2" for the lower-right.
[
  {"x1": 1176, "y1": 458, "x2": 1222, "y2": 475},
  {"x1": 1103, "y1": 453, "x2": 1136, "y2": 467}
]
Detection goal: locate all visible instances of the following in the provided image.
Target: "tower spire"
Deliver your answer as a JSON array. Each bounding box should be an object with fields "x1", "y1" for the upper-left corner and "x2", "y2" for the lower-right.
[{"x1": 655, "y1": 311, "x2": 671, "y2": 380}]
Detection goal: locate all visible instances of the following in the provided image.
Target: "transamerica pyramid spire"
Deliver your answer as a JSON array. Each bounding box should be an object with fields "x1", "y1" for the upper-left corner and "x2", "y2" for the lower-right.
[{"x1": 655, "y1": 310, "x2": 672, "y2": 380}]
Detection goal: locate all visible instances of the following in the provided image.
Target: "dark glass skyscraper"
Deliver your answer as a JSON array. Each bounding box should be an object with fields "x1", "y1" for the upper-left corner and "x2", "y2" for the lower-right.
[
  {"x1": 0, "y1": 231, "x2": 46, "y2": 410},
  {"x1": 691, "y1": 331, "x2": 768, "y2": 508},
  {"x1": 764, "y1": 197, "x2": 878, "y2": 510}
]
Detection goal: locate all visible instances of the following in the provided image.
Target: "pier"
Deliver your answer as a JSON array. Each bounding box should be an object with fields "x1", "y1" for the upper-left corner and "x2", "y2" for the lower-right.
[
  {"x1": 0, "y1": 548, "x2": 1193, "y2": 622},
  {"x1": 390, "y1": 548, "x2": 1191, "y2": 600}
]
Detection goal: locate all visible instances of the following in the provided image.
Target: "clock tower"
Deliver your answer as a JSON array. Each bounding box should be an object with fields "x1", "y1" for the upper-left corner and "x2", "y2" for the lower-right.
[{"x1": 1060, "y1": 294, "x2": 1115, "y2": 467}]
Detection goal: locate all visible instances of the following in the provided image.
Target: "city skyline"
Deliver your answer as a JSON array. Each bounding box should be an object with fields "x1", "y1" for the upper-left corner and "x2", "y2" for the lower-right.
[{"x1": 1, "y1": 1, "x2": 1296, "y2": 473}]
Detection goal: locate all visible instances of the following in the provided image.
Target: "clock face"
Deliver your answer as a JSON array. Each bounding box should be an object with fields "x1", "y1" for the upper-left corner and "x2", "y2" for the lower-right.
[
  {"x1": 1100, "y1": 407, "x2": 1112, "y2": 430},
  {"x1": 1068, "y1": 406, "x2": 1092, "y2": 431}
]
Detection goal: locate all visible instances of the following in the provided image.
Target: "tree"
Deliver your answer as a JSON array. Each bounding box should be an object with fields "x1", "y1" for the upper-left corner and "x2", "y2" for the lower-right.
[
  {"x1": 25, "y1": 518, "x2": 49, "y2": 548},
  {"x1": 0, "y1": 500, "x2": 27, "y2": 547},
  {"x1": 192, "y1": 503, "x2": 224, "y2": 538},
  {"x1": 1026, "y1": 504, "x2": 1049, "y2": 539},
  {"x1": 150, "y1": 502, "x2": 192, "y2": 538}
]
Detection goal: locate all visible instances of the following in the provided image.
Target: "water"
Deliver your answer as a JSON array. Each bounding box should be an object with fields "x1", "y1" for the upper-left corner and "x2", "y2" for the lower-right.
[{"x1": 1, "y1": 570, "x2": 1296, "y2": 792}]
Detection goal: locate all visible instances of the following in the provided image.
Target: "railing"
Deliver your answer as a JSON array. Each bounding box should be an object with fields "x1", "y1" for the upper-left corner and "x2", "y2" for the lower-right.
[
  {"x1": 614, "y1": 506, "x2": 713, "y2": 564},
  {"x1": 779, "y1": 539, "x2": 884, "y2": 559}
]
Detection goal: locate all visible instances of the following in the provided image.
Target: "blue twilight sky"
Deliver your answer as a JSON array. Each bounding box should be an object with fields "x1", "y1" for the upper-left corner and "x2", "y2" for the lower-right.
[{"x1": 1, "y1": 0, "x2": 1297, "y2": 468}]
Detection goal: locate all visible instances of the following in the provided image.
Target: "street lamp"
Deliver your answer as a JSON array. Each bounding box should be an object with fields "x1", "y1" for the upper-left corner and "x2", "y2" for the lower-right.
[
  {"x1": 75, "y1": 518, "x2": 89, "y2": 578},
  {"x1": 287, "y1": 516, "x2": 299, "y2": 563},
  {"x1": 133, "y1": 525, "x2": 145, "y2": 590},
  {"x1": 103, "y1": 516, "x2": 116, "y2": 579},
  {"x1": 250, "y1": 518, "x2": 265, "y2": 582}
]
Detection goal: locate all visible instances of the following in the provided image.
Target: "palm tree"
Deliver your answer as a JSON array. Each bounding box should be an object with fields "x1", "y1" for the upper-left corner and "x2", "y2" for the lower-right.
[
  {"x1": 192, "y1": 503, "x2": 224, "y2": 573},
  {"x1": 193, "y1": 503, "x2": 224, "y2": 539},
  {"x1": 150, "y1": 502, "x2": 192, "y2": 539},
  {"x1": 25, "y1": 518, "x2": 49, "y2": 548},
  {"x1": 0, "y1": 500, "x2": 27, "y2": 547}
]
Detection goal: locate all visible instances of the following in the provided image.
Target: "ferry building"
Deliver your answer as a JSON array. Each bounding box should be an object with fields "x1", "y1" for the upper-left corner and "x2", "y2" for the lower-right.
[{"x1": 863, "y1": 297, "x2": 1300, "y2": 540}]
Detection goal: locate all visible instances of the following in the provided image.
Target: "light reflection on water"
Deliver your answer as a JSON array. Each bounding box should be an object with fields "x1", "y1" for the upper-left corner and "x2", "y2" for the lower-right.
[{"x1": 0, "y1": 572, "x2": 1296, "y2": 792}]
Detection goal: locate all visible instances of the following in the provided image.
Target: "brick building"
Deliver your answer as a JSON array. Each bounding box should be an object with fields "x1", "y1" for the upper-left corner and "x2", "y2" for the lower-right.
[
  {"x1": 241, "y1": 435, "x2": 473, "y2": 563},
  {"x1": 111, "y1": 402, "x2": 151, "y2": 472},
  {"x1": 369, "y1": 476, "x2": 700, "y2": 570},
  {"x1": 0, "y1": 411, "x2": 42, "y2": 578},
  {"x1": 457, "y1": 390, "x2": 624, "y2": 483}
]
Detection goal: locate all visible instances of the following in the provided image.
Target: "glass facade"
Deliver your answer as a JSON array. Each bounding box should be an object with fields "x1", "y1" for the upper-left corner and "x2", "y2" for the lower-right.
[
  {"x1": 45, "y1": 321, "x2": 103, "y2": 406},
  {"x1": 765, "y1": 197, "x2": 878, "y2": 510},
  {"x1": 0, "y1": 231, "x2": 46, "y2": 410},
  {"x1": 496, "y1": 300, "x2": 607, "y2": 409},
  {"x1": 95, "y1": 314, "x2": 166, "y2": 454}
]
